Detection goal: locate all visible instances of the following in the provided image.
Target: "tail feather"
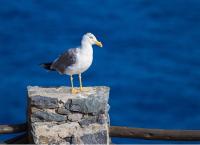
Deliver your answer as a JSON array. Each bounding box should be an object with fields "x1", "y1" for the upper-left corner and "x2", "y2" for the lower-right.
[{"x1": 40, "y1": 62, "x2": 55, "y2": 71}]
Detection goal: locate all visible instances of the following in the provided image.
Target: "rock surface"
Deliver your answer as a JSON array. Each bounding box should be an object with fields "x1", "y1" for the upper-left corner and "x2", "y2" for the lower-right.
[
  {"x1": 32, "y1": 111, "x2": 67, "y2": 122},
  {"x1": 56, "y1": 107, "x2": 71, "y2": 115},
  {"x1": 79, "y1": 116, "x2": 97, "y2": 127},
  {"x1": 81, "y1": 131, "x2": 107, "y2": 144},
  {"x1": 27, "y1": 86, "x2": 110, "y2": 144},
  {"x1": 68, "y1": 113, "x2": 83, "y2": 122},
  {"x1": 31, "y1": 95, "x2": 58, "y2": 109},
  {"x1": 68, "y1": 95, "x2": 107, "y2": 115}
]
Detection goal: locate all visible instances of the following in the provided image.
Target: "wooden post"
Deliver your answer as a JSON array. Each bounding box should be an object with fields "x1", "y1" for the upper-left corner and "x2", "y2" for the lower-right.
[{"x1": 27, "y1": 86, "x2": 110, "y2": 144}]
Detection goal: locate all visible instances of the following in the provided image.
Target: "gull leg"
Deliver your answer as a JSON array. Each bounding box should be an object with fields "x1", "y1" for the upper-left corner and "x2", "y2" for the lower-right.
[
  {"x1": 79, "y1": 74, "x2": 90, "y2": 92},
  {"x1": 70, "y1": 75, "x2": 78, "y2": 94},
  {"x1": 79, "y1": 74, "x2": 83, "y2": 91}
]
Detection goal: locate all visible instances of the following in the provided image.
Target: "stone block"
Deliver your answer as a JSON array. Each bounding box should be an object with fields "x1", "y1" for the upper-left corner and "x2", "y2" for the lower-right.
[
  {"x1": 27, "y1": 86, "x2": 110, "y2": 144},
  {"x1": 32, "y1": 111, "x2": 67, "y2": 122},
  {"x1": 31, "y1": 95, "x2": 58, "y2": 109},
  {"x1": 56, "y1": 107, "x2": 71, "y2": 115},
  {"x1": 68, "y1": 113, "x2": 83, "y2": 122}
]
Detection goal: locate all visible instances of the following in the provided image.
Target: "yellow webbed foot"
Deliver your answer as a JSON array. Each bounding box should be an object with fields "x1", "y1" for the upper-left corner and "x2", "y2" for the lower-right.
[
  {"x1": 71, "y1": 88, "x2": 80, "y2": 94},
  {"x1": 80, "y1": 87, "x2": 90, "y2": 92}
]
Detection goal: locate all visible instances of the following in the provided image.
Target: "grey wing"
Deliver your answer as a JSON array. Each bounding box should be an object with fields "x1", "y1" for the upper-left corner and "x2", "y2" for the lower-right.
[{"x1": 51, "y1": 48, "x2": 78, "y2": 74}]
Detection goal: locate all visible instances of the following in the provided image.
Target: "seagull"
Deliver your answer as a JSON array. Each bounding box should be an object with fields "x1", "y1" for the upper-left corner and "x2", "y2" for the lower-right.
[{"x1": 41, "y1": 33, "x2": 103, "y2": 94}]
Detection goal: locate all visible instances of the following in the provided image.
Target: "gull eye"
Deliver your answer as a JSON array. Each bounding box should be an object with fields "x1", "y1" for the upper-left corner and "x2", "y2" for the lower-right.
[{"x1": 89, "y1": 36, "x2": 93, "y2": 39}]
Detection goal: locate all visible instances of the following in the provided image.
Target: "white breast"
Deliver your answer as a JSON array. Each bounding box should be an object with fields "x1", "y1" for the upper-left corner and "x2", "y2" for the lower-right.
[
  {"x1": 76, "y1": 51, "x2": 93, "y2": 73},
  {"x1": 65, "y1": 45, "x2": 93, "y2": 75}
]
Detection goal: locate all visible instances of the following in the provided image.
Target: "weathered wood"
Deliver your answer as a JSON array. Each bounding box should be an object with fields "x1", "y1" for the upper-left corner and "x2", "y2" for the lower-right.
[
  {"x1": 0, "y1": 123, "x2": 27, "y2": 134},
  {"x1": 3, "y1": 124, "x2": 200, "y2": 142},
  {"x1": 110, "y1": 126, "x2": 200, "y2": 141},
  {"x1": 27, "y1": 86, "x2": 110, "y2": 144}
]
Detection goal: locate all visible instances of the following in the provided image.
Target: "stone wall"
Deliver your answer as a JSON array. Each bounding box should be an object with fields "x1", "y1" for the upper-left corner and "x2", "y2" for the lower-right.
[{"x1": 27, "y1": 86, "x2": 110, "y2": 144}]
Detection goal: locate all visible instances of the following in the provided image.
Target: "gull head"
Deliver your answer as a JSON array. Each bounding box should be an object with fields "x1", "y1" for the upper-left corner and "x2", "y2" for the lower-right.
[{"x1": 82, "y1": 33, "x2": 103, "y2": 47}]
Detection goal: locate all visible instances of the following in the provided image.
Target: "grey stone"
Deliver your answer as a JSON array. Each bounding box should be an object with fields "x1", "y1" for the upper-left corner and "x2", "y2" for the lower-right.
[
  {"x1": 56, "y1": 107, "x2": 70, "y2": 115},
  {"x1": 97, "y1": 114, "x2": 106, "y2": 124},
  {"x1": 32, "y1": 111, "x2": 67, "y2": 122},
  {"x1": 79, "y1": 116, "x2": 97, "y2": 127},
  {"x1": 80, "y1": 131, "x2": 107, "y2": 144},
  {"x1": 64, "y1": 136, "x2": 73, "y2": 143},
  {"x1": 71, "y1": 136, "x2": 82, "y2": 144},
  {"x1": 64, "y1": 99, "x2": 71, "y2": 110},
  {"x1": 70, "y1": 104, "x2": 81, "y2": 112},
  {"x1": 31, "y1": 96, "x2": 58, "y2": 109},
  {"x1": 31, "y1": 116, "x2": 42, "y2": 122},
  {"x1": 69, "y1": 95, "x2": 107, "y2": 114},
  {"x1": 64, "y1": 135, "x2": 82, "y2": 144},
  {"x1": 68, "y1": 113, "x2": 83, "y2": 122}
]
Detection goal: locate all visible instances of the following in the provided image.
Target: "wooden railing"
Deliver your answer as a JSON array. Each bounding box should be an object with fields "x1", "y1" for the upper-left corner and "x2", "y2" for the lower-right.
[{"x1": 1, "y1": 123, "x2": 200, "y2": 143}]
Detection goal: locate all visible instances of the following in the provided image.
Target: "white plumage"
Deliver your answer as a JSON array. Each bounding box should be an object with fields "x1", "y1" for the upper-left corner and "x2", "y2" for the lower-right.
[
  {"x1": 41, "y1": 33, "x2": 103, "y2": 94},
  {"x1": 65, "y1": 39, "x2": 93, "y2": 75}
]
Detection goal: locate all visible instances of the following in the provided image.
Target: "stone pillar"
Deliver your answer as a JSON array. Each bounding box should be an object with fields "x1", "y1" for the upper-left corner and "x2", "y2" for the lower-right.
[{"x1": 27, "y1": 86, "x2": 110, "y2": 144}]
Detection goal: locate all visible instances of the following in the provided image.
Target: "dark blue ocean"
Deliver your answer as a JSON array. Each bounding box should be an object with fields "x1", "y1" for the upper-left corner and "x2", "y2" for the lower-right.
[{"x1": 0, "y1": 0, "x2": 200, "y2": 144}]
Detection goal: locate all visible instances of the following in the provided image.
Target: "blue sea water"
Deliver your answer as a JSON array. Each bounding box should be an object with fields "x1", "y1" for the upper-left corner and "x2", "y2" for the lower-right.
[{"x1": 0, "y1": 0, "x2": 200, "y2": 144}]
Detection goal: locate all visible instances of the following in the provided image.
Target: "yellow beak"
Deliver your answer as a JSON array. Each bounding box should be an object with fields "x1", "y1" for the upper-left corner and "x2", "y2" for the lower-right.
[{"x1": 95, "y1": 41, "x2": 103, "y2": 47}]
